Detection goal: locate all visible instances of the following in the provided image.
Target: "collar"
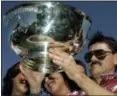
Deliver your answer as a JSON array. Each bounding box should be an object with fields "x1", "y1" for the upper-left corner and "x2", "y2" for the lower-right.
[
  {"x1": 68, "y1": 90, "x2": 79, "y2": 96},
  {"x1": 100, "y1": 73, "x2": 117, "y2": 80},
  {"x1": 100, "y1": 73, "x2": 117, "y2": 85}
]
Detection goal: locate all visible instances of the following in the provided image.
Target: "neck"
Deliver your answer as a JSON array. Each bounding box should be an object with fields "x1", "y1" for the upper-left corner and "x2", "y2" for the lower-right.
[
  {"x1": 11, "y1": 88, "x2": 25, "y2": 96},
  {"x1": 93, "y1": 76, "x2": 101, "y2": 84},
  {"x1": 54, "y1": 84, "x2": 71, "y2": 96},
  {"x1": 93, "y1": 68, "x2": 115, "y2": 84},
  {"x1": 55, "y1": 88, "x2": 71, "y2": 96}
]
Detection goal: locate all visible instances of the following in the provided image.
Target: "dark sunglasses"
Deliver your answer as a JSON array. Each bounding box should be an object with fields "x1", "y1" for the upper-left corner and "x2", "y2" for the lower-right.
[{"x1": 84, "y1": 49, "x2": 112, "y2": 63}]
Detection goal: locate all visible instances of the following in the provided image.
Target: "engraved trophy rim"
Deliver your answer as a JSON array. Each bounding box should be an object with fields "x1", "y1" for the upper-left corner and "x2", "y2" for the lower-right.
[{"x1": 4, "y1": 1, "x2": 92, "y2": 74}]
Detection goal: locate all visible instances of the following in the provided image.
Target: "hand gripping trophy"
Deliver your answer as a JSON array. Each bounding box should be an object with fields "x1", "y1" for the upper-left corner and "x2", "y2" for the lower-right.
[{"x1": 3, "y1": 2, "x2": 92, "y2": 74}]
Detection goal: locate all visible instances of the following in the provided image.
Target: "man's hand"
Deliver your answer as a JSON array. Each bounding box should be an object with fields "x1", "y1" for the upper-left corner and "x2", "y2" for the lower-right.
[
  {"x1": 48, "y1": 41, "x2": 116, "y2": 95},
  {"x1": 49, "y1": 40, "x2": 72, "y2": 52},
  {"x1": 49, "y1": 41, "x2": 84, "y2": 81}
]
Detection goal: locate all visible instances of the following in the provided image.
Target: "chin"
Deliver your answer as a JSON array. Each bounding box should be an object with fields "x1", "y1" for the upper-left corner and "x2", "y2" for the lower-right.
[
  {"x1": 92, "y1": 71, "x2": 100, "y2": 77},
  {"x1": 51, "y1": 88, "x2": 59, "y2": 95},
  {"x1": 19, "y1": 85, "x2": 28, "y2": 93}
]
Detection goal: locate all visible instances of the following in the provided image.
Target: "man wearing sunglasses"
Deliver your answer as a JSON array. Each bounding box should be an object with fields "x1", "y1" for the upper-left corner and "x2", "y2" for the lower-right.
[
  {"x1": 49, "y1": 32, "x2": 117, "y2": 95},
  {"x1": 83, "y1": 32, "x2": 117, "y2": 94}
]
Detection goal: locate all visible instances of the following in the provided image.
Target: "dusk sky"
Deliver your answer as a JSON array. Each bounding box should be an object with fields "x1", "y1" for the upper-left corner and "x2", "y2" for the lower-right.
[{"x1": 2, "y1": 1, "x2": 117, "y2": 81}]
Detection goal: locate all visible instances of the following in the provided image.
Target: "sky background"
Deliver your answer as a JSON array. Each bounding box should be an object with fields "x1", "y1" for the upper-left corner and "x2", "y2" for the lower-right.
[{"x1": 1, "y1": 1, "x2": 117, "y2": 82}]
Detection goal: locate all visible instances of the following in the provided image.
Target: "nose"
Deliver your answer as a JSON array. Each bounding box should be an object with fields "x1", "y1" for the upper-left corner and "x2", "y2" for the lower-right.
[
  {"x1": 20, "y1": 73, "x2": 26, "y2": 79},
  {"x1": 44, "y1": 76, "x2": 53, "y2": 85},
  {"x1": 90, "y1": 54, "x2": 98, "y2": 62},
  {"x1": 45, "y1": 77, "x2": 49, "y2": 83}
]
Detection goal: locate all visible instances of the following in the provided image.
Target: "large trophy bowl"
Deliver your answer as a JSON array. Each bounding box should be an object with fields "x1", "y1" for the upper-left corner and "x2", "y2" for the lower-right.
[{"x1": 4, "y1": 2, "x2": 92, "y2": 74}]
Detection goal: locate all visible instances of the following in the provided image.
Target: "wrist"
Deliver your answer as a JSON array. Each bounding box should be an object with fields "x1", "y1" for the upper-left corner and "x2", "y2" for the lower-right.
[
  {"x1": 30, "y1": 85, "x2": 41, "y2": 94},
  {"x1": 73, "y1": 72, "x2": 86, "y2": 86},
  {"x1": 30, "y1": 92, "x2": 41, "y2": 96}
]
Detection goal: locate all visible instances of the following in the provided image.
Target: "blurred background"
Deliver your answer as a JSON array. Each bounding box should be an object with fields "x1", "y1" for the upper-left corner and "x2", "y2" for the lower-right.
[{"x1": 1, "y1": 1, "x2": 117, "y2": 82}]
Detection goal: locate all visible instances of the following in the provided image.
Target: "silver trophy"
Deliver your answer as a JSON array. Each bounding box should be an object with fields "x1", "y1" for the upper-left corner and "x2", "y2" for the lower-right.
[{"x1": 3, "y1": 2, "x2": 92, "y2": 74}]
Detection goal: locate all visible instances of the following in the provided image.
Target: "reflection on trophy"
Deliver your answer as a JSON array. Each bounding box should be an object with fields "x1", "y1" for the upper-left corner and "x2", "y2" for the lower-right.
[{"x1": 4, "y1": 2, "x2": 92, "y2": 74}]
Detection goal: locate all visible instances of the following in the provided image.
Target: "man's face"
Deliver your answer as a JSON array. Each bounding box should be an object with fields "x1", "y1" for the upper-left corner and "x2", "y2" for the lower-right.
[
  {"x1": 89, "y1": 43, "x2": 116, "y2": 77},
  {"x1": 44, "y1": 72, "x2": 68, "y2": 94}
]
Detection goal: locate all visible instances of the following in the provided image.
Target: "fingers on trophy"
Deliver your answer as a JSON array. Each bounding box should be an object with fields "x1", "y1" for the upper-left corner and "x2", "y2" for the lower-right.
[{"x1": 4, "y1": 2, "x2": 92, "y2": 74}]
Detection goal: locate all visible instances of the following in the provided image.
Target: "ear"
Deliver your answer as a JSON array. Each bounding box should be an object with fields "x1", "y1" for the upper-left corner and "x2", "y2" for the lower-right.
[{"x1": 114, "y1": 53, "x2": 117, "y2": 65}]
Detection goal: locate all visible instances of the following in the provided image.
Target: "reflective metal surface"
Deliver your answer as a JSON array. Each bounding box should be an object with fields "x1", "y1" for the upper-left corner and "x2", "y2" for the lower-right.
[{"x1": 4, "y1": 2, "x2": 92, "y2": 74}]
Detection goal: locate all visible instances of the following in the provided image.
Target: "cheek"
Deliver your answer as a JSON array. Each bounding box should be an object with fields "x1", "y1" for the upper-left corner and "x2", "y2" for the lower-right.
[
  {"x1": 56, "y1": 75, "x2": 65, "y2": 84},
  {"x1": 12, "y1": 79, "x2": 21, "y2": 91},
  {"x1": 52, "y1": 77, "x2": 64, "y2": 89},
  {"x1": 102, "y1": 56, "x2": 114, "y2": 67},
  {"x1": 12, "y1": 78, "x2": 19, "y2": 86},
  {"x1": 56, "y1": 78, "x2": 66, "y2": 89},
  {"x1": 51, "y1": 79, "x2": 65, "y2": 93}
]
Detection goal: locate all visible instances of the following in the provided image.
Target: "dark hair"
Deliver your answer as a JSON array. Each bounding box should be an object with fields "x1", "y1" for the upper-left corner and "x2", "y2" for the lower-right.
[
  {"x1": 43, "y1": 60, "x2": 85, "y2": 95},
  {"x1": 60, "y1": 72, "x2": 80, "y2": 92},
  {"x1": 42, "y1": 71, "x2": 81, "y2": 95},
  {"x1": 2, "y1": 61, "x2": 29, "y2": 95},
  {"x1": 75, "y1": 59, "x2": 87, "y2": 74},
  {"x1": 88, "y1": 31, "x2": 117, "y2": 53},
  {"x1": 88, "y1": 31, "x2": 117, "y2": 72},
  {"x1": 60, "y1": 60, "x2": 86, "y2": 92}
]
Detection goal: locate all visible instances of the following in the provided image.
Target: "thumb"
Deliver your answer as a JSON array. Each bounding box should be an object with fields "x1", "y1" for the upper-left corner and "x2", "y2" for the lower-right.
[
  {"x1": 19, "y1": 65, "x2": 29, "y2": 77},
  {"x1": 39, "y1": 73, "x2": 45, "y2": 81}
]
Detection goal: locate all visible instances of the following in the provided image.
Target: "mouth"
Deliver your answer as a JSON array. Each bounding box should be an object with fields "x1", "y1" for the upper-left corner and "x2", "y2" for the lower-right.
[
  {"x1": 49, "y1": 81, "x2": 54, "y2": 88},
  {"x1": 48, "y1": 82, "x2": 53, "y2": 88},
  {"x1": 45, "y1": 75, "x2": 55, "y2": 91},
  {"x1": 20, "y1": 80, "x2": 27, "y2": 84},
  {"x1": 20, "y1": 78, "x2": 29, "y2": 86},
  {"x1": 90, "y1": 61, "x2": 101, "y2": 68},
  {"x1": 47, "y1": 81, "x2": 55, "y2": 90}
]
